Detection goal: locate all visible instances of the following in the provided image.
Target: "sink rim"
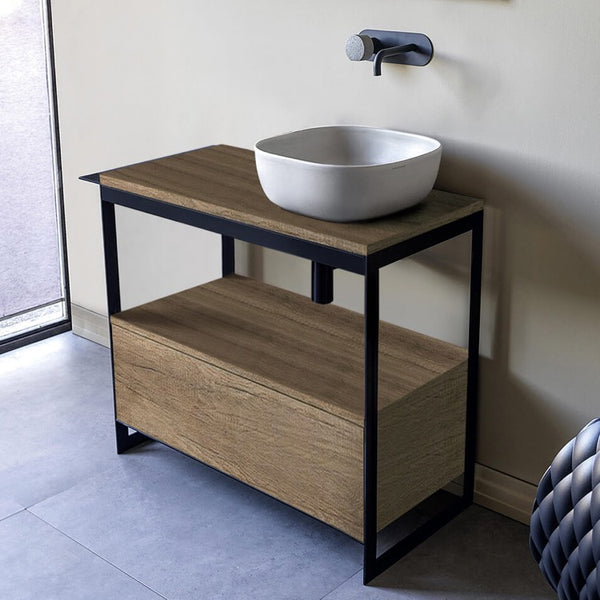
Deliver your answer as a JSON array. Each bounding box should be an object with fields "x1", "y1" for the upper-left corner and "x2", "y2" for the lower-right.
[{"x1": 254, "y1": 125, "x2": 442, "y2": 169}]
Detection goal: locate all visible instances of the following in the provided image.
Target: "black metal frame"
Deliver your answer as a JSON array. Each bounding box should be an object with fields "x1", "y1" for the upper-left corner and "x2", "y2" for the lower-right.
[
  {"x1": 94, "y1": 181, "x2": 483, "y2": 584},
  {"x1": 0, "y1": 319, "x2": 71, "y2": 355},
  {"x1": 362, "y1": 209, "x2": 483, "y2": 583},
  {"x1": 43, "y1": 0, "x2": 71, "y2": 333}
]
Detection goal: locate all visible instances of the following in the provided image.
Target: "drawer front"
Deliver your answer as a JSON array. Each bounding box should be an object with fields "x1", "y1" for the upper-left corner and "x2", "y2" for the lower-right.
[
  {"x1": 378, "y1": 362, "x2": 467, "y2": 530},
  {"x1": 112, "y1": 325, "x2": 364, "y2": 540}
]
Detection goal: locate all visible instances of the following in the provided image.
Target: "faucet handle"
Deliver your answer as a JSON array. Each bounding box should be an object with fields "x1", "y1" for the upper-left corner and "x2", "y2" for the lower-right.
[
  {"x1": 345, "y1": 34, "x2": 376, "y2": 61},
  {"x1": 346, "y1": 30, "x2": 434, "y2": 75}
]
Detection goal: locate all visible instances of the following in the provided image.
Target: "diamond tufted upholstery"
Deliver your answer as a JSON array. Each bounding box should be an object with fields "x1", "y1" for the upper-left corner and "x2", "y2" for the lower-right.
[{"x1": 530, "y1": 419, "x2": 600, "y2": 600}]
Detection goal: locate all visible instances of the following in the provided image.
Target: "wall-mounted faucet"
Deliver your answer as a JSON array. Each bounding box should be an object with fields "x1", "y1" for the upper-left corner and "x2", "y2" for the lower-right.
[{"x1": 345, "y1": 29, "x2": 434, "y2": 76}]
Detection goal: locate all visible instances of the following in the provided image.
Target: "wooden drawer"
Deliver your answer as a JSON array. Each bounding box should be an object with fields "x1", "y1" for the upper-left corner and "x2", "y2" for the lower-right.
[
  {"x1": 113, "y1": 325, "x2": 364, "y2": 538},
  {"x1": 111, "y1": 275, "x2": 467, "y2": 541}
]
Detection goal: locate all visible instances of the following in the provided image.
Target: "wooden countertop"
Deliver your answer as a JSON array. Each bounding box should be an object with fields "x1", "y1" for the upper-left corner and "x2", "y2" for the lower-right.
[{"x1": 97, "y1": 144, "x2": 483, "y2": 256}]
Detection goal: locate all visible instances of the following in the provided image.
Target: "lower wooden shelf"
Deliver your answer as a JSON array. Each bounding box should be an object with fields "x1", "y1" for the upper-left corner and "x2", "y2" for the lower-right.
[{"x1": 110, "y1": 274, "x2": 467, "y2": 542}]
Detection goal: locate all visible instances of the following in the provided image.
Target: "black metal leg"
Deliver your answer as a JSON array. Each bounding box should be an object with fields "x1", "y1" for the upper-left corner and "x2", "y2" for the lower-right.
[
  {"x1": 463, "y1": 211, "x2": 483, "y2": 503},
  {"x1": 115, "y1": 422, "x2": 150, "y2": 454},
  {"x1": 100, "y1": 193, "x2": 149, "y2": 454},
  {"x1": 363, "y1": 262, "x2": 379, "y2": 584},
  {"x1": 362, "y1": 212, "x2": 483, "y2": 584},
  {"x1": 311, "y1": 262, "x2": 334, "y2": 304},
  {"x1": 222, "y1": 235, "x2": 235, "y2": 276},
  {"x1": 100, "y1": 199, "x2": 121, "y2": 315}
]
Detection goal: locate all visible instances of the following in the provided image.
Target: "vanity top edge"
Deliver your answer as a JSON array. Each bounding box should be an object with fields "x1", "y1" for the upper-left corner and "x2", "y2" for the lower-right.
[{"x1": 85, "y1": 144, "x2": 483, "y2": 257}]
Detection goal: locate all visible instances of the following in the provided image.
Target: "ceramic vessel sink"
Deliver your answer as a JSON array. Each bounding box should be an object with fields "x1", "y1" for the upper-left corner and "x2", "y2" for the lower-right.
[{"x1": 254, "y1": 126, "x2": 441, "y2": 222}]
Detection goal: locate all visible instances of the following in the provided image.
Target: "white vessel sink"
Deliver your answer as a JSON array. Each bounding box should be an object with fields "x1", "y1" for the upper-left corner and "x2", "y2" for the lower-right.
[{"x1": 254, "y1": 126, "x2": 441, "y2": 222}]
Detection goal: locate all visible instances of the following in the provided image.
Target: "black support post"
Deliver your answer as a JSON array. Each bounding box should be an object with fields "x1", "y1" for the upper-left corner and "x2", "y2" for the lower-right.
[
  {"x1": 463, "y1": 211, "x2": 483, "y2": 503},
  {"x1": 222, "y1": 235, "x2": 235, "y2": 277},
  {"x1": 100, "y1": 193, "x2": 149, "y2": 454},
  {"x1": 100, "y1": 200, "x2": 121, "y2": 316},
  {"x1": 363, "y1": 261, "x2": 379, "y2": 584}
]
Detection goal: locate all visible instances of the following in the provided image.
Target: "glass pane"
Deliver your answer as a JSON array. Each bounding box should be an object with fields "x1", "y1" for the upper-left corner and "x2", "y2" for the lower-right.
[{"x1": 0, "y1": 0, "x2": 66, "y2": 335}]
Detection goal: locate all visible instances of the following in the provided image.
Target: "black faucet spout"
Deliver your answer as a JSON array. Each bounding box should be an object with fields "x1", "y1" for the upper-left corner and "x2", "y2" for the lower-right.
[{"x1": 373, "y1": 43, "x2": 417, "y2": 76}]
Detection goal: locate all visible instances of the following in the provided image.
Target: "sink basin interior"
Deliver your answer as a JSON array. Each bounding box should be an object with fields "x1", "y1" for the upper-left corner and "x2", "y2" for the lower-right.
[{"x1": 256, "y1": 126, "x2": 440, "y2": 167}]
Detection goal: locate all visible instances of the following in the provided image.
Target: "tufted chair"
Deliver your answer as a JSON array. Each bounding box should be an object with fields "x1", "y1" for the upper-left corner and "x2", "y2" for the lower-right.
[{"x1": 530, "y1": 419, "x2": 600, "y2": 600}]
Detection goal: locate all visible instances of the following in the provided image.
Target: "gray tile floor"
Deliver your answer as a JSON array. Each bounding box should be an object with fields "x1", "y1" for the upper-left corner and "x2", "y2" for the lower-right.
[{"x1": 0, "y1": 332, "x2": 554, "y2": 599}]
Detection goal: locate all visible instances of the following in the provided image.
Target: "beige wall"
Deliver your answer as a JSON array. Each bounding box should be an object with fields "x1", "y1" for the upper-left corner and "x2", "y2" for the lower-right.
[{"x1": 52, "y1": 0, "x2": 600, "y2": 489}]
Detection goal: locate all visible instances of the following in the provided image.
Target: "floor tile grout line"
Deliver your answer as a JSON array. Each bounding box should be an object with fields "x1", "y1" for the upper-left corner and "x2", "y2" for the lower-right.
[
  {"x1": 318, "y1": 566, "x2": 363, "y2": 600},
  {"x1": 0, "y1": 508, "x2": 26, "y2": 523},
  {"x1": 26, "y1": 509, "x2": 169, "y2": 600},
  {"x1": 21, "y1": 461, "x2": 128, "y2": 516}
]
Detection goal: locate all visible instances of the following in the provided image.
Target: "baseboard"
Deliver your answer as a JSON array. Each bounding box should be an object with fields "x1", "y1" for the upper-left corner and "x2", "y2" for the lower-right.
[
  {"x1": 71, "y1": 304, "x2": 110, "y2": 348},
  {"x1": 474, "y1": 464, "x2": 537, "y2": 525}
]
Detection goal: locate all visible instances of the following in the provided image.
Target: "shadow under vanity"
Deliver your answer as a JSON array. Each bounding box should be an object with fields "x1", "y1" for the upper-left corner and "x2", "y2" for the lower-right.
[{"x1": 82, "y1": 144, "x2": 483, "y2": 584}]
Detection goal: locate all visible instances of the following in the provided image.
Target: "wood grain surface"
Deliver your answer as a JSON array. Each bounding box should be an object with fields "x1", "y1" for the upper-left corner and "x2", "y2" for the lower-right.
[
  {"x1": 113, "y1": 326, "x2": 364, "y2": 540},
  {"x1": 111, "y1": 275, "x2": 467, "y2": 426},
  {"x1": 111, "y1": 275, "x2": 468, "y2": 540},
  {"x1": 98, "y1": 145, "x2": 483, "y2": 255},
  {"x1": 377, "y1": 363, "x2": 467, "y2": 530}
]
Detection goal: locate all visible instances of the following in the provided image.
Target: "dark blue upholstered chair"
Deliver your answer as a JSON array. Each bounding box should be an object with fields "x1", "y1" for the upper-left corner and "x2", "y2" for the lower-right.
[{"x1": 530, "y1": 419, "x2": 600, "y2": 600}]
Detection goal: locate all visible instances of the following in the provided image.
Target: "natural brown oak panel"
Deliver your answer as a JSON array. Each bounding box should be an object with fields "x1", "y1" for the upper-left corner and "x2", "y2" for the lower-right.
[
  {"x1": 98, "y1": 144, "x2": 483, "y2": 255},
  {"x1": 112, "y1": 275, "x2": 467, "y2": 426},
  {"x1": 113, "y1": 326, "x2": 365, "y2": 539},
  {"x1": 377, "y1": 365, "x2": 466, "y2": 530},
  {"x1": 111, "y1": 275, "x2": 467, "y2": 540}
]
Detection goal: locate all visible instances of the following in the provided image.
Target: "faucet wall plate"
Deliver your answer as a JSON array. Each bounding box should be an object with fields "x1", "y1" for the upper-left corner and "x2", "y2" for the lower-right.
[{"x1": 359, "y1": 29, "x2": 434, "y2": 67}]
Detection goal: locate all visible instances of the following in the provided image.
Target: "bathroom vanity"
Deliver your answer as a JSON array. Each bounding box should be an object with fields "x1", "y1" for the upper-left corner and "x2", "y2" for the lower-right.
[{"x1": 83, "y1": 144, "x2": 483, "y2": 583}]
